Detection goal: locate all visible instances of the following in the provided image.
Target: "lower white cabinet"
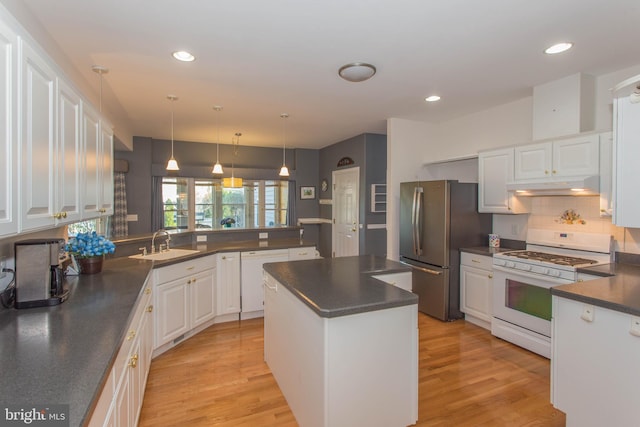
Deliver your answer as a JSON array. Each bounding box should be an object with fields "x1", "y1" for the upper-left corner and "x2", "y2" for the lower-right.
[
  {"x1": 459, "y1": 252, "x2": 493, "y2": 330},
  {"x1": 216, "y1": 252, "x2": 241, "y2": 317},
  {"x1": 88, "y1": 279, "x2": 154, "y2": 427},
  {"x1": 153, "y1": 254, "x2": 216, "y2": 349},
  {"x1": 552, "y1": 296, "x2": 640, "y2": 427},
  {"x1": 240, "y1": 249, "x2": 289, "y2": 319}
]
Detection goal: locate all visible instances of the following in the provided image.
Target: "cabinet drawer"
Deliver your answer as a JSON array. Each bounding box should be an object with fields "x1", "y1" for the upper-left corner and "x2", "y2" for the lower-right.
[
  {"x1": 112, "y1": 285, "x2": 152, "y2": 384},
  {"x1": 288, "y1": 246, "x2": 317, "y2": 260},
  {"x1": 460, "y1": 252, "x2": 493, "y2": 271},
  {"x1": 371, "y1": 272, "x2": 412, "y2": 292},
  {"x1": 154, "y1": 254, "x2": 216, "y2": 283}
]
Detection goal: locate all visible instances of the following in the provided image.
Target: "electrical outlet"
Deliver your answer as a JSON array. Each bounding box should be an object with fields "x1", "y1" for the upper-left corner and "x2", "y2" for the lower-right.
[
  {"x1": 196, "y1": 235, "x2": 207, "y2": 242},
  {"x1": 259, "y1": 232, "x2": 268, "y2": 239},
  {"x1": 0, "y1": 256, "x2": 6, "y2": 279},
  {"x1": 511, "y1": 224, "x2": 519, "y2": 235}
]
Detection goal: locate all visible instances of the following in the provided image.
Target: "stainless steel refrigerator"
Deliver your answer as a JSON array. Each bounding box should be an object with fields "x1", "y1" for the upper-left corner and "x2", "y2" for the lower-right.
[{"x1": 399, "y1": 180, "x2": 492, "y2": 321}]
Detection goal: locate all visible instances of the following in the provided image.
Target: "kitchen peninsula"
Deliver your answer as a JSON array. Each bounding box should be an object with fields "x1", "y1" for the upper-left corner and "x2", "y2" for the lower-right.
[{"x1": 263, "y1": 255, "x2": 418, "y2": 427}]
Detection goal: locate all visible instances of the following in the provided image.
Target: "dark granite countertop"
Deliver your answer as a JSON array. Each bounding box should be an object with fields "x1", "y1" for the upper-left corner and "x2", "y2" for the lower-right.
[
  {"x1": 0, "y1": 238, "x2": 316, "y2": 426},
  {"x1": 263, "y1": 255, "x2": 418, "y2": 318},
  {"x1": 552, "y1": 263, "x2": 640, "y2": 316}
]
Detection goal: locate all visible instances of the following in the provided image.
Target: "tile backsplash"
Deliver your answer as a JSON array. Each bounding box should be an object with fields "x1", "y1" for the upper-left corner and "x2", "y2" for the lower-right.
[{"x1": 494, "y1": 196, "x2": 639, "y2": 254}]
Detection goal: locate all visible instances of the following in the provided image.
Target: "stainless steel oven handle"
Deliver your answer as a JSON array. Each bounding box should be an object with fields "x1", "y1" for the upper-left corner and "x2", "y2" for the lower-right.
[{"x1": 400, "y1": 261, "x2": 442, "y2": 276}]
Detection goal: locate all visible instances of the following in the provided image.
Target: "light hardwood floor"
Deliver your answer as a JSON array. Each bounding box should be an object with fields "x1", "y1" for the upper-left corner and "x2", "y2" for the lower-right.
[{"x1": 139, "y1": 314, "x2": 565, "y2": 426}]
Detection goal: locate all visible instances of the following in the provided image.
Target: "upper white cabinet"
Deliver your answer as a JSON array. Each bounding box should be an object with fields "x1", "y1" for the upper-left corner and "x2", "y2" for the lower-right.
[
  {"x1": 20, "y1": 39, "x2": 57, "y2": 231},
  {"x1": 0, "y1": 19, "x2": 17, "y2": 237},
  {"x1": 82, "y1": 104, "x2": 114, "y2": 219},
  {"x1": 478, "y1": 147, "x2": 529, "y2": 214},
  {"x1": 514, "y1": 135, "x2": 599, "y2": 181},
  {"x1": 0, "y1": 9, "x2": 114, "y2": 235},
  {"x1": 613, "y1": 82, "x2": 640, "y2": 228}
]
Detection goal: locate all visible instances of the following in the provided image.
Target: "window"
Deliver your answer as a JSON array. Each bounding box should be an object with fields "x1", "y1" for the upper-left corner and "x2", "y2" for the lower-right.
[{"x1": 161, "y1": 178, "x2": 289, "y2": 230}]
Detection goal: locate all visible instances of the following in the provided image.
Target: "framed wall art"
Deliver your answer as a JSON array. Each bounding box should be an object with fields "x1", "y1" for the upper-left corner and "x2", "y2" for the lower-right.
[{"x1": 300, "y1": 186, "x2": 316, "y2": 200}]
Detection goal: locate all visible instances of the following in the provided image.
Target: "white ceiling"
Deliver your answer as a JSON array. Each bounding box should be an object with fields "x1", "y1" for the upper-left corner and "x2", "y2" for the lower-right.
[{"x1": 17, "y1": 0, "x2": 640, "y2": 150}]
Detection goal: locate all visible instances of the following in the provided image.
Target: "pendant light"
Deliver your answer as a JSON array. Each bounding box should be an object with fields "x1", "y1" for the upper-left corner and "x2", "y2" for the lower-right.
[
  {"x1": 279, "y1": 113, "x2": 290, "y2": 177},
  {"x1": 223, "y1": 133, "x2": 243, "y2": 188},
  {"x1": 91, "y1": 65, "x2": 109, "y2": 113},
  {"x1": 212, "y1": 106, "x2": 224, "y2": 174},
  {"x1": 166, "y1": 95, "x2": 180, "y2": 171}
]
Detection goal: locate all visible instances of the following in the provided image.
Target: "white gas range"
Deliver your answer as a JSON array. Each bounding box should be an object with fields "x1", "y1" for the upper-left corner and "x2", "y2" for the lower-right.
[{"x1": 491, "y1": 229, "x2": 612, "y2": 358}]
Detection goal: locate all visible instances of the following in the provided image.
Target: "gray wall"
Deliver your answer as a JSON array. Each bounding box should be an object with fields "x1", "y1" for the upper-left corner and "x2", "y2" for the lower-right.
[
  {"x1": 317, "y1": 133, "x2": 387, "y2": 257},
  {"x1": 115, "y1": 137, "x2": 318, "y2": 246}
]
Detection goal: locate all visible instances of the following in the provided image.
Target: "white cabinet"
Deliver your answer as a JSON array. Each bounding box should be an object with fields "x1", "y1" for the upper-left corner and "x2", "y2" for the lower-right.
[
  {"x1": 19, "y1": 39, "x2": 57, "y2": 231},
  {"x1": 514, "y1": 135, "x2": 599, "y2": 181},
  {"x1": 371, "y1": 271, "x2": 412, "y2": 292},
  {"x1": 0, "y1": 19, "x2": 17, "y2": 237},
  {"x1": 89, "y1": 280, "x2": 154, "y2": 427},
  {"x1": 552, "y1": 296, "x2": 640, "y2": 427},
  {"x1": 241, "y1": 249, "x2": 289, "y2": 319},
  {"x1": 216, "y1": 252, "x2": 241, "y2": 317},
  {"x1": 599, "y1": 132, "x2": 613, "y2": 217},
  {"x1": 287, "y1": 246, "x2": 317, "y2": 261},
  {"x1": 478, "y1": 148, "x2": 529, "y2": 214},
  {"x1": 459, "y1": 252, "x2": 493, "y2": 330},
  {"x1": 82, "y1": 103, "x2": 114, "y2": 219},
  {"x1": 613, "y1": 88, "x2": 640, "y2": 228},
  {"x1": 153, "y1": 255, "x2": 216, "y2": 348}
]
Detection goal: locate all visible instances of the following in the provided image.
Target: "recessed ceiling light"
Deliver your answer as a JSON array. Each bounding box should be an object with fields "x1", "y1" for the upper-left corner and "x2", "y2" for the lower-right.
[
  {"x1": 544, "y1": 42, "x2": 573, "y2": 55},
  {"x1": 425, "y1": 95, "x2": 441, "y2": 102},
  {"x1": 338, "y1": 62, "x2": 376, "y2": 82},
  {"x1": 172, "y1": 51, "x2": 195, "y2": 62}
]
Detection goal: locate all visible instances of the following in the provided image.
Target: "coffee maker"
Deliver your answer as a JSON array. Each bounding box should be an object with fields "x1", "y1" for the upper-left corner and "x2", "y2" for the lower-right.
[{"x1": 15, "y1": 239, "x2": 69, "y2": 309}]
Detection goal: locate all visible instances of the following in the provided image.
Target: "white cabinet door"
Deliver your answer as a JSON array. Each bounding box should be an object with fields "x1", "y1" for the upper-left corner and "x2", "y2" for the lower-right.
[
  {"x1": 155, "y1": 277, "x2": 190, "y2": 347},
  {"x1": 190, "y1": 268, "x2": 216, "y2": 328},
  {"x1": 82, "y1": 103, "x2": 101, "y2": 218},
  {"x1": 613, "y1": 95, "x2": 640, "y2": 228},
  {"x1": 99, "y1": 121, "x2": 114, "y2": 216},
  {"x1": 56, "y1": 78, "x2": 82, "y2": 224},
  {"x1": 20, "y1": 39, "x2": 57, "y2": 231},
  {"x1": 216, "y1": 252, "x2": 241, "y2": 316},
  {"x1": 478, "y1": 148, "x2": 529, "y2": 214},
  {"x1": 599, "y1": 132, "x2": 613, "y2": 217},
  {"x1": 460, "y1": 253, "x2": 493, "y2": 329},
  {"x1": 552, "y1": 134, "x2": 599, "y2": 177},
  {"x1": 0, "y1": 20, "x2": 17, "y2": 237},
  {"x1": 514, "y1": 142, "x2": 552, "y2": 180},
  {"x1": 241, "y1": 249, "x2": 289, "y2": 317}
]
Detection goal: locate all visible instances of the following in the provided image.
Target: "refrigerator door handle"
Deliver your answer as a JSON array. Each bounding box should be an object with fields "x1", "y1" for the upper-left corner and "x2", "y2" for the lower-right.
[
  {"x1": 414, "y1": 187, "x2": 423, "y2": 255},
  {"x1": 400, "y1": 261, "x2": 442, "y2": 276},
  {"x1": 411, "y1": 187, "x2": 418, "y2": 255}
]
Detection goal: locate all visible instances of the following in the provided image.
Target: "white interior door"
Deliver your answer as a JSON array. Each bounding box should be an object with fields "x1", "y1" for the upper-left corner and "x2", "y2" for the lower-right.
[{"x1": 332, "y1": 167, "x2": 359, "y2": 257}]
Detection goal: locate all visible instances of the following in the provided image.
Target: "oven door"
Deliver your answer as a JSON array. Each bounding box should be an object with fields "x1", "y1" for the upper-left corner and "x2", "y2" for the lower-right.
[{"x1": 492, "y1": 265, "x2": 572, "y2": 338}]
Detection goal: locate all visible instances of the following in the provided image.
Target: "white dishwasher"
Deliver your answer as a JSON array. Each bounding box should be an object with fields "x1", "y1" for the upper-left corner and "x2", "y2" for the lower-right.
[{"x1": 241, "y1": 249, "x2": 289, "y2": 319}]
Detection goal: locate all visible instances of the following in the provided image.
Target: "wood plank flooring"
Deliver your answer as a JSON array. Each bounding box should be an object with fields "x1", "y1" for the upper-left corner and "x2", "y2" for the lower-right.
[{"x1": 139, "y1": 314, "x2": 565, "y2": 426}]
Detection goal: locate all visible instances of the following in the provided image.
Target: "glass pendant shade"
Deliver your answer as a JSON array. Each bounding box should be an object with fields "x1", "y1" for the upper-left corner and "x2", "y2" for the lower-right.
[
  {"x1": 279, "y1": 165, "x2": 289, "y2": 177},
  {"x1": 279, "y1": 113, "x2": 289, "y2": 177},
  {"x1": 212, "y1": 162, "x2": 224, "y2": 174},
  {"x1": 222, "y1": 177, "x2": 243, "y2": 188},
  {"x1": 166, "y1": 157, "x2": 180, "y2": 171}
]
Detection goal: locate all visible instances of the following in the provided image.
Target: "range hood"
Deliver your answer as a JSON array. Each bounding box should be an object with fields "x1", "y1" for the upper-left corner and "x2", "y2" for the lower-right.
[{"x1": 506, "y1": 175, "x2": 599, "y2": 196}]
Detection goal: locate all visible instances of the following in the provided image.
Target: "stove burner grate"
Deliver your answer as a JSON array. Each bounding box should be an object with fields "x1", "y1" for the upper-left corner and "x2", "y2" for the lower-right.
[{"x1": 502, "y1": 251, "x2": 598, "y2": 266}]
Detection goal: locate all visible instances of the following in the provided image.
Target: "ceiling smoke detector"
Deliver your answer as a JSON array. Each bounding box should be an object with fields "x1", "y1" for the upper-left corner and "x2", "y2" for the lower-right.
[{"x1": 338, "y1": 62, "x2": 377, "y2": 82}]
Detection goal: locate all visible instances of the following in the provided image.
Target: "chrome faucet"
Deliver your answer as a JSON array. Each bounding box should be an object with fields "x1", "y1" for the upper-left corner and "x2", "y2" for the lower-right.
[{"x1": 151, "y1": 229, "x2": 171, "y2": 253}]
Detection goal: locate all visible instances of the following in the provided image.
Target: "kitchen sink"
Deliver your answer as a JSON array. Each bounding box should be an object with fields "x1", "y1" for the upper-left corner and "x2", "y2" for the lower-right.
[{"x1": 129, "y1": 248, "x2": 200, "y2": 261}]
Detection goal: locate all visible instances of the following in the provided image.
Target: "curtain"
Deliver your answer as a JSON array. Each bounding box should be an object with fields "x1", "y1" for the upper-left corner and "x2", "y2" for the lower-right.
[
  {"x1": 287, "y1": 180, "x2": 296, "y2": 226},
  {"x1": 151, "y1": 176, "x2": 164, "y2": 231},
  {"x1": 112, "y1": 172, "x2": 128, "y2": 237}
]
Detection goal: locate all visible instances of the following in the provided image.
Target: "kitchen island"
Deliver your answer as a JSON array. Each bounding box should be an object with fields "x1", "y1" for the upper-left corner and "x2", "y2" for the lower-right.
[
  {"x1": 263, "y1": 255, "x2": 419, "y2": 427},
  {"x1": 551, "y1": 262, "x2": 640, "y2": 427}
]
